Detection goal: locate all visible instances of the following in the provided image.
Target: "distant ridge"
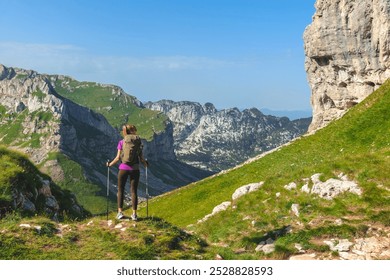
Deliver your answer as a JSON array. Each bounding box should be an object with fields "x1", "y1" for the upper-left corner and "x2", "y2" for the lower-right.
[
  {"x1": 145, "y1": 100, "x2": 311, "y2": 172},
  {"x1": 260, "y1": 108, "x2": 312, "y2": 120}
]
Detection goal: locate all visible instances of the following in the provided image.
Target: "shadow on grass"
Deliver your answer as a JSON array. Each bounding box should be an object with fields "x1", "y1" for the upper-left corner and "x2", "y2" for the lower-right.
[{"x1": 242, "y1": 225, "x2": 292, "y2": 245}]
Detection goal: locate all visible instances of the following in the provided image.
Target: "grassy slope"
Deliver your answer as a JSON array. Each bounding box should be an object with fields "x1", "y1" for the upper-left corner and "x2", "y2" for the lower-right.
[
  {"x1": 52, "y1": 77, "x2": 167, "y2": 140},
  {"x1": 141, "y1": 80, "x2": 390, "y2": 258},
  {"x1": 0, "y1": 215, "x2": 209, "y2": 260}
]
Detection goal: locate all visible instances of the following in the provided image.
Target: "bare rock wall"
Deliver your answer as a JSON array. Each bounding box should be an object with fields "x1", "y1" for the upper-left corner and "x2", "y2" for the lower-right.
[{"x1": 304, "y1": 0, "x2": 390, "y2": 131}]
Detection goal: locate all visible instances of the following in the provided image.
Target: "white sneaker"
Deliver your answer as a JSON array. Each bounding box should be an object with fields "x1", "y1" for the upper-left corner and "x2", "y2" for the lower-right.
[
  {"x1": 116, "y1": 212, "x2": 125, "y2": 220},
  {"x1": 131, "y1": 214, "x2": 138, "y2": 221}
]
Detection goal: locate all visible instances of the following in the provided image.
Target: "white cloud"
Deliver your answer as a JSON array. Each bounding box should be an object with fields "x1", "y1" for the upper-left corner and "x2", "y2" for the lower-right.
[
  {"x1": 0, "y1": 41, "x2": 234, "y2": 74},
  {"x1": 0, "y1": 41, "x2": 86, "y2": 73},
  {"x1": 130, "y1": 56, "x2": 233, "y2": 70},
  {"x1": 0, "y1": 41, "x2": 84, "y2": 54}
]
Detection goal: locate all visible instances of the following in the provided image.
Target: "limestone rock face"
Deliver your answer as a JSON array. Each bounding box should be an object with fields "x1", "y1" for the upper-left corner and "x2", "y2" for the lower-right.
[
  {"x1": 145, "y1": 100, "x2": 311, "y2": 172},
  {"x1": 304, "y1": 0, "x2": 390, "y2": 131}
]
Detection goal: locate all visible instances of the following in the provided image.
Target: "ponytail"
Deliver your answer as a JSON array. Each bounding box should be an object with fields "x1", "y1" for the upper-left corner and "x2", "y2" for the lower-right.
[{"x1": 122, "y1": 124, "x2": 137, "y2": 135}]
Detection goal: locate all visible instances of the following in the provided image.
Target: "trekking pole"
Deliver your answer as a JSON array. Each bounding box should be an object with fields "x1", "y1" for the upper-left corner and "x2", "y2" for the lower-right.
[
  {"x1": 145, "y1": 160, "x2": 149, "y2": 218},
  {"x1": 106, "y1": 160, "x2": 110, "y2": 221}
]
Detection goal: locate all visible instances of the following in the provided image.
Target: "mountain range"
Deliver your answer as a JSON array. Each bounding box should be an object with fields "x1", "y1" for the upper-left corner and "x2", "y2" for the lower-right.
[{"x1": 145, "y1": 100, "x2": 311, "y2": 171}]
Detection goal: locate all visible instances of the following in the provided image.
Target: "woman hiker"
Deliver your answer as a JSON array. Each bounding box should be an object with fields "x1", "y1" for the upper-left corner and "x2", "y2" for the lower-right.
[{"x1": 107, "y1": 124, "x2": 148, "y2": 221}]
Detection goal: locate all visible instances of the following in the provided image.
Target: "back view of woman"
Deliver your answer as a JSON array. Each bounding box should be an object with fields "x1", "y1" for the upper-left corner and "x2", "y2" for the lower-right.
[{"x1": 107, "y1": 124, "x2": 148, "y2": 221}]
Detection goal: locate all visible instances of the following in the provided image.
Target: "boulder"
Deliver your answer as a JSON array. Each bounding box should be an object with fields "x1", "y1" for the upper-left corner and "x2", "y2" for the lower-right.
[{"x1": 232, "y1": 182, "x2": 264, "y2": 200}]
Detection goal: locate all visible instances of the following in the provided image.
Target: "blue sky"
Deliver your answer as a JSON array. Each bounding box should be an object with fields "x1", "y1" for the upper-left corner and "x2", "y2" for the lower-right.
[{"x1": 0, "y1": 0, "x2": 316, "y2": 117}]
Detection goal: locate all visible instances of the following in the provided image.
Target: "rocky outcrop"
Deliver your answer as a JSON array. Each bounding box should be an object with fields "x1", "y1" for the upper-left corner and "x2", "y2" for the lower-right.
[
  {"x1": 0, "y1": 65, "x2": 64, "y2": 162},
  {"x1": 0, "y1": 146, "x2": 87, "y2": 220},
  {"x1": 142, "y1": 122, "x2": 176, "y2": 161},
  {"x1": 145, "y1": 100, "x2": 311, "y2": 172},
  {"x1": 0, "y1": 65, "x2": 119, "y2": 185},
  {"x1": 304, "y1": 0, "x2": 390, "y2": 131},
  {"x1": 283, "y1": 173, "x2": 362, "y2": 200},
  {"x1": 12, "y1": 175, "x2": 86, "y2": 220}
]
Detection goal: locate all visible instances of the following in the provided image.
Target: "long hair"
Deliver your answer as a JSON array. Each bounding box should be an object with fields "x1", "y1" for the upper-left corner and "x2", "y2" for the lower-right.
[{"x1": 122, "y1": 124, "x2": 137, "y2": 136}]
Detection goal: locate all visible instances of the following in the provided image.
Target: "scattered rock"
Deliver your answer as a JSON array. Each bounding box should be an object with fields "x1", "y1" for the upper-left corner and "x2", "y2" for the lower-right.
[
  {"x1": 291, "y1": 204, "x2": 300, "y2": 217},
  {"x1": 339, "y1": 252, "x2": 365, "y2": 260},
  {"x1": 211, "y1": 201, "x2": 232, "y2": 214},
  {"x1": 261, "y1": 244, "x2": 275, "y2": 254},
  {"x1": 289, "y1": 253, "x2": 317, "y2": 260},
  {"x1": 19, "y1": 224, "x2": 31, "y2": 228},
  {"x1": 114, "y1": 223, "x2": 123, "y2": 229},
  {"x1": 311, "y1": 173, "x2": 362, "y2": 200},
  {"x1": 284, "y1": 182, "x2": 297, "y2": 190},
  {"x1": 255, "y1": 244, "x2": 264, "y2": 252},
  {"x1": 284, "y1": 173, "x2": 362, "y2": 200},
  {"x1": 301, "y1": 184, "x2": 310, "y2": 193},
  {"x1": 334, "y1": 239, "x2": 354, "y2": 252},
  {"x1": 198, "y1": 201, "x2": 231, "y2": 223},
  {"x1": 34, "y1": 226, "x2": 42, "y2": 233},
  {"x1": 266, "y1": 238, "x2": 274, "y2": 244},
  {"x1": 353, "y1": 236, "x2": 390, "y2": 257},
  {"x1": 234, "y1": 248, "x2": 246, "y2": 254},
  {"x1": 294, "y1": 243, "x2": 306, "y2": 253},
  {"x1": 232, "y1": 182, "x2": 264, "y2": 200},
  {"x1": 255, "y1": 238, "x2": 276, "y2": 254}
]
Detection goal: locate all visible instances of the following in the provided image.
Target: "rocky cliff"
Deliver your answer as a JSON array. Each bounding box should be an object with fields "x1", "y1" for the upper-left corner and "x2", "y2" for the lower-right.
[
  {"x1": 145, "y1": 100, "x2": 311, "y2": 172},
  {"x1": 304, "y1": 0, "x2": 390, "y2": 131},
  {"x1": 0, "y1": 64, "x2": 120, "y2": 198}
]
